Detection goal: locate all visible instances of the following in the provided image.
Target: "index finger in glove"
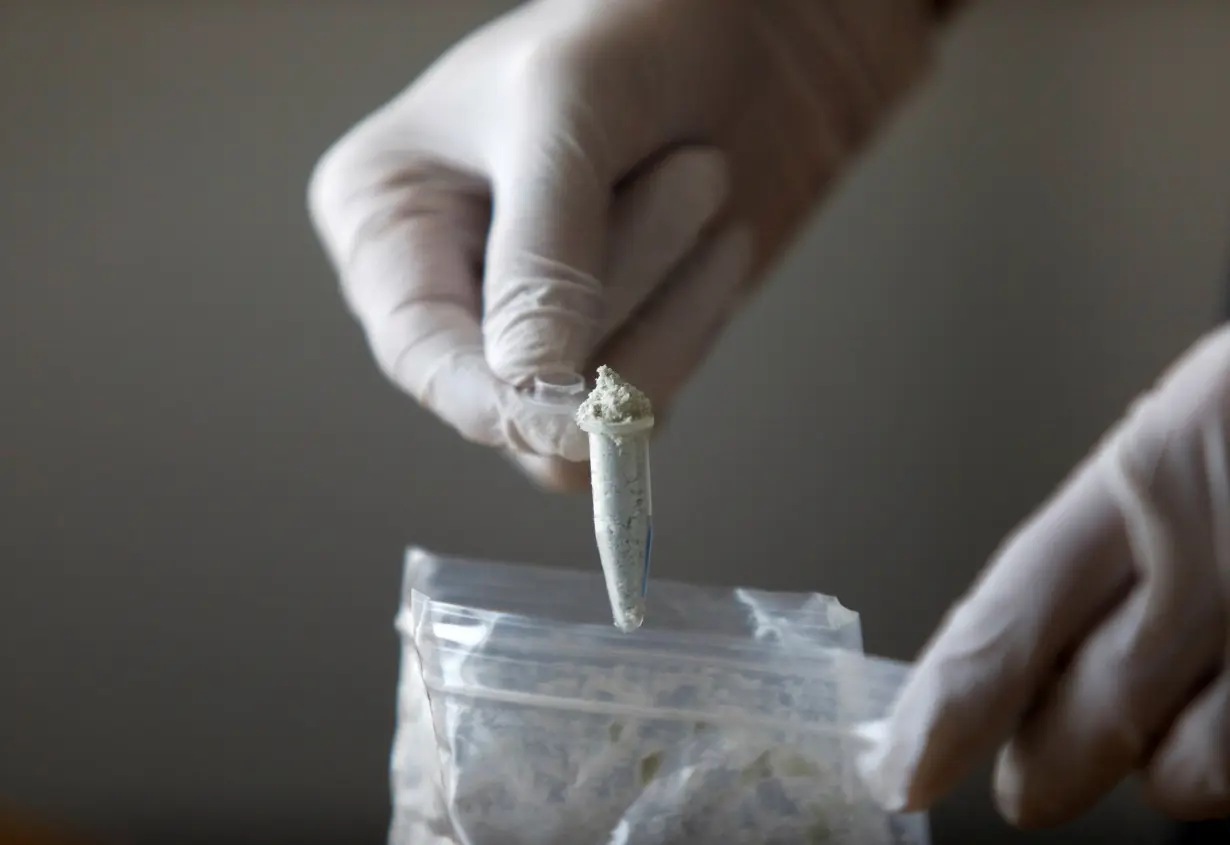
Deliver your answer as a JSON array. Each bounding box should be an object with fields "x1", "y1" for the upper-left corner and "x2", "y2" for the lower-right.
[
  {"x1": 309, "y1": 133, "x2": 587, "y2": 459},
  {"x1": 481, "y1": 103, "x2": 612, "y2": 389},
  {"x1": 991, "y1": 330, "x2": 1230, "y2": 825},
  {"x1": 506, "y1": 145, "x2": 730, "y2": 491},
  {"x1": 859, "y1": 327, "x2": 1230, "y2": 818},
  {"x1": 856, "y1": 450, "x2": 1136, "y2": 813}
]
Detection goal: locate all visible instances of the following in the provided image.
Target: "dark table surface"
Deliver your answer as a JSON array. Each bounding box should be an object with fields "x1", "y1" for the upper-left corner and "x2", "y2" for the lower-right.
[
  {"x1": 15, "y1": 789, "x2": 1226, "y2": 845},
  {"x1": 110, "y1": 812, "x2": 1230, "y2": 845},
  {"x1": 920, "y1": 774, "x2": 1230, "y2": 845}
]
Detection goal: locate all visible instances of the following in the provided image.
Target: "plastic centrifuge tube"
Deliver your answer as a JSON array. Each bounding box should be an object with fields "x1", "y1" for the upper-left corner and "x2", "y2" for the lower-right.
[
  {"x1": 574, "y1": 367, "x2": 654, "y2": 633},
  {"x1": 520, "y1": 368, "x2": 655, "y2": 633}
]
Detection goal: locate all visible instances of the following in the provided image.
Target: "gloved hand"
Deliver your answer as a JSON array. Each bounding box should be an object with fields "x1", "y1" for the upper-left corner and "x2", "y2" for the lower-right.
[
  {"x1": 858, "y1": 325, "x2": 1230, "y2": 826},
  {"x1": 309, "y1": 0, "x2": 936, "y2": 490}
]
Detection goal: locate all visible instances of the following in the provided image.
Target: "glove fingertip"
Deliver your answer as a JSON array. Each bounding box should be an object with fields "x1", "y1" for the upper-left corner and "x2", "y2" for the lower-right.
[
  {"x1": 411, "y1": 349, "x2": 588, "y2": 462},
  {"x1": 853, "y1": 719, "x2": 920, "y2": 814}
]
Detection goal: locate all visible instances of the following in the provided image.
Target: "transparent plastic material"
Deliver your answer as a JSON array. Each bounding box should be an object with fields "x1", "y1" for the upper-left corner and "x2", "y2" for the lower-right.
[
  {"x1": 524, "y1": 371, "x2": 588, "y2": 410},
  {"x1": 391, "y1": 546, "x2": 929, "y2": 845},
  {"x1": 520, "y1": 370, "x2": 657, "y2": 632},
  {"x1": 577, "y1": 414, "x2": 654, "y2": 632}
]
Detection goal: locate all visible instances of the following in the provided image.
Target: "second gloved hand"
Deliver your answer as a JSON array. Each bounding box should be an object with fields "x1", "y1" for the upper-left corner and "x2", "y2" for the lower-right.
[
  {"x1": 858, "y1": 325, "x2": 1230, "y2": 826},
  {"x1": 308, "y1": 0, "x2": 936, "y2": 489}
]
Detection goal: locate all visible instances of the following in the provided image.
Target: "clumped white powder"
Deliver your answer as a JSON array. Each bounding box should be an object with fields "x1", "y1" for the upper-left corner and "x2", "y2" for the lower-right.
[{"x1": 576, "y1": 366, "x2": 653, "y2": 428}]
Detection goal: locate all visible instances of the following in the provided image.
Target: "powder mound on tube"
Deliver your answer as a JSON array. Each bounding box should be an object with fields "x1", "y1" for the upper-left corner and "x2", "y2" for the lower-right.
[{"x1": 576, "y1": 366, "x2": 653, "y2": 427}]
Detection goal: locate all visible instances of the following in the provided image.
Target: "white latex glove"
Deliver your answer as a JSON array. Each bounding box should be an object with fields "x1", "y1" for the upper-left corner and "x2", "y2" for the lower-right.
[
  {"x1": 859, "y1": 325, "x2": 1230, "y2": 826},
  {"x1": 309, "y1": 0, "x2": 936, "y2": 490}
]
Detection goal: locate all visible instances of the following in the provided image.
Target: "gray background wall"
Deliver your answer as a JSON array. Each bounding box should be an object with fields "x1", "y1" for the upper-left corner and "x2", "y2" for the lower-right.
[{"x1": 4, "y1": 1, "x2": 1230, "y2": 842}]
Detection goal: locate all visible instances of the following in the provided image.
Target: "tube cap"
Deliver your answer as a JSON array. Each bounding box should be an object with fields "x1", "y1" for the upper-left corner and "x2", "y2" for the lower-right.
[{"x1": 520, "y1": 371, "x2": 587, "y2": 415}]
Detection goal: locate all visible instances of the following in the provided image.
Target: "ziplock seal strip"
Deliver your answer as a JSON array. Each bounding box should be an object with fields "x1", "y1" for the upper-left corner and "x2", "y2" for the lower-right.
[
  {"x1": 402, "y1": 600, "x2": 878, "y2": 679},
  {"x1": 420, "y1": 674, "x2": 864, "y2": 741}
]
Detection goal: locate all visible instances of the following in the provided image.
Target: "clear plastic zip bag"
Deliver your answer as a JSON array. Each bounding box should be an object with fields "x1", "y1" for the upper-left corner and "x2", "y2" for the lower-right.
[{"x1": 391, "y1": 547, "x2": 928, "y2": 845}]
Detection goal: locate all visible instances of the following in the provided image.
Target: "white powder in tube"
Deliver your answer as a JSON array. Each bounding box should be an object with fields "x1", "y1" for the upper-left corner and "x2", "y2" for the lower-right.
[{"x1": 576, "y1": 367, "x2": 655, "y2": 631}]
